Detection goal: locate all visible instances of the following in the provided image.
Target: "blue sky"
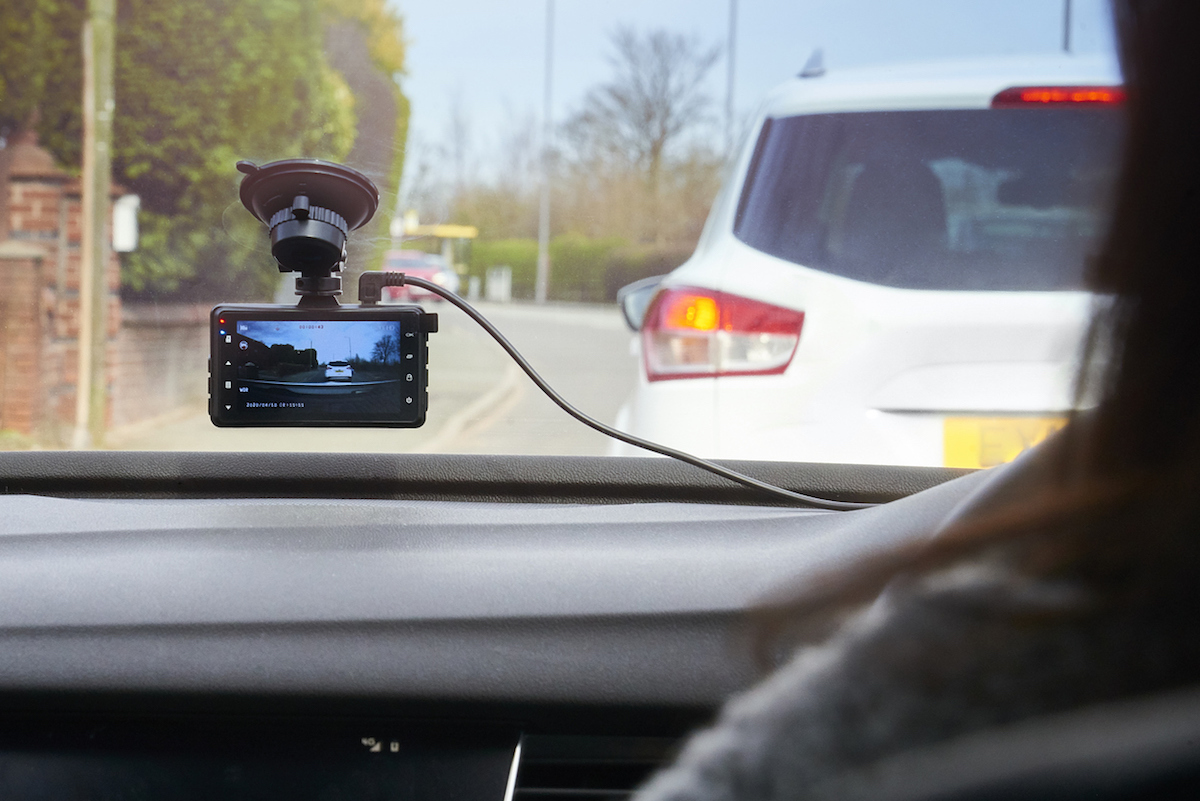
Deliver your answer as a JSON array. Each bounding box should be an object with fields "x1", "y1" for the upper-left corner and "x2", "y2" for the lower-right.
[{"x1": 391, "y1": 0, "x2": 1116, "y2": 182}]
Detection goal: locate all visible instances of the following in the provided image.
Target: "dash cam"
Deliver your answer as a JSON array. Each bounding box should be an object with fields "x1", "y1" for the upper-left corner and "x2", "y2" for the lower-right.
[
  {"x1": 210, "y1": 304, "x2": 436, "y2": 428},
  {"x1": 209, "y1": 158, "x2": 438, "y2": 428}
]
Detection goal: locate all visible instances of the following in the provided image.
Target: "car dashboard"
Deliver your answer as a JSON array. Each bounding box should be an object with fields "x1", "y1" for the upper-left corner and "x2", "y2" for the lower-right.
[{"x1": 0, "y1": 451, "x2": 976, "y2": 799}]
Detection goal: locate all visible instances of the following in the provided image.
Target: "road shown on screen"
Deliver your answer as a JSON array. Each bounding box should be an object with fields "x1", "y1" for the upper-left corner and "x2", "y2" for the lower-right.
[{"x1": 111, "y1": 302, "x2": 638, "y2": 455}]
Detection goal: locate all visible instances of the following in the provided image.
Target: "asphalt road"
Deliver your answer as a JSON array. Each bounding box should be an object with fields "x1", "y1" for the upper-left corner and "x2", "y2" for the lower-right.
[
  {"x1": 108, "y1": 301, "x2": 639, "y2": 455},
  {"x1": 432, "y1": 301, "x2": 639, "y2": 456}
]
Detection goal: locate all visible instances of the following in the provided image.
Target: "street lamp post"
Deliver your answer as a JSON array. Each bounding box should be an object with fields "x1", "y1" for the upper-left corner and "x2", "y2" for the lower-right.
[
  {"x1": 726, "y1": 0, "x2": 737, "y2": 156},
  {"x1": 73, "y1": 0, "x2": 115, "y2": 449},
  {"x1": 534, "y1": 0, "x2": 554, "y2": 305},
  {"x1": 1063, "y1": 0, "x2": 1072, "y2": 53}
]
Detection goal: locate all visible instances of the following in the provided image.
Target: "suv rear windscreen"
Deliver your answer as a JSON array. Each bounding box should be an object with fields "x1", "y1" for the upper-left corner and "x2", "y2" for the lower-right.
[{"x1": 733, "y1": 109, "x2": 1123, "y2": 291}]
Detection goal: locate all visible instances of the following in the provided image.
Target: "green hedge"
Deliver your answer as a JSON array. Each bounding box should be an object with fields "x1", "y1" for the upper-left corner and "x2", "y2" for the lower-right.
[
  {"x1": 467, "y1": 239, "x2": 538, "y2": 297},
  {"x1": 466, "y1": 237, "x2": 694, "y2": 302}
]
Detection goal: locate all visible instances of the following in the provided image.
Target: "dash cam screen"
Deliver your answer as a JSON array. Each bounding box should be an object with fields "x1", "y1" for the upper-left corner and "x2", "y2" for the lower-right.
[{"x1": 211, "y1": 307, "x2": 427, "y2": 427}]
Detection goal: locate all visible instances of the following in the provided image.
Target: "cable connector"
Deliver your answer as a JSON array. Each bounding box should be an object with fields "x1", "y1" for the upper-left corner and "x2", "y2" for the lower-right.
[
  {"x1": 358, "y1": 271, "x2": 409, "y2": 306},
  {"x1": 358, "y1": 271, "x2": 438, "y2": 332}
]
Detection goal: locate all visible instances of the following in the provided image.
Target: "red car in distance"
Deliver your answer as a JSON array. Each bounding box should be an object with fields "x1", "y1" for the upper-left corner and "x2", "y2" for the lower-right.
[{"x1": 382, "y1": 250, "x2": 461, "y2": 302}]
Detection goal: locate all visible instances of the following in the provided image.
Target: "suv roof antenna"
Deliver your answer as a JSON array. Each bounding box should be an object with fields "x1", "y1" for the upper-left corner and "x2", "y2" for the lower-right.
[{"x1": 798, "y1": 48, "x2": 826, "y2": 78}]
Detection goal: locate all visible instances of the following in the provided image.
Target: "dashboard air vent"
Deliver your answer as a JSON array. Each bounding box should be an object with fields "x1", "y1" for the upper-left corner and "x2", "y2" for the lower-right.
[{"x1": 514, "y1": 735, "x2": 680, "y2": 801}]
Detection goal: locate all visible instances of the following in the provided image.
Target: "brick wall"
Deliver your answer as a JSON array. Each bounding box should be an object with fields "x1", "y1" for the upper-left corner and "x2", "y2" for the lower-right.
[
  {"x1": 0, "y1": 132, "x2": 122, "y2": 444},
  {"x1": 112, "y1": 304, "x2": 209, "y2": 429},
  {"x1": 0, "y1": 242, "x2": 47, "y2": 435}
]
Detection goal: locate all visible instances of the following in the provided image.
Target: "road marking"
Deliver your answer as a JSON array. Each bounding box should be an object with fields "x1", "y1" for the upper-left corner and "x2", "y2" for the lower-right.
[
  {"x1": 411, "y1": 360, "x2": 523, "y2": 454},
  {"x1": 104, "y1": 403, "x2": 212, "y2": 447}
]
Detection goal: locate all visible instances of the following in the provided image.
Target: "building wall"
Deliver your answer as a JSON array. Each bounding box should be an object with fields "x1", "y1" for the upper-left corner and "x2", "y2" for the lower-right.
[
  {"x1": 0, "y1": 134, "x2": 122, "y2": 444},
  {"x1": 0, "y1": 243, "x2": 47, "y2": 436},
  {"x1": 112, "y1": 304, "x2": 209, "y2": 430}
]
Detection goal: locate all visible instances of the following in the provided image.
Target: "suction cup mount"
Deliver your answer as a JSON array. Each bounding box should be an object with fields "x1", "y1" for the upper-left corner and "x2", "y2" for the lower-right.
[{"x1": 237, "y1": 159, "x2": 380, "y2": 307}]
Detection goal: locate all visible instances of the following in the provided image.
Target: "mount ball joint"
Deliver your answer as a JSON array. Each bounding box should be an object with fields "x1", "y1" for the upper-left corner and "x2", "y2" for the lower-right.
[
  {"x1": 236, "y1": 159, "x2": 380, "y2": 305},
  {"x1": 266, "y1": 194, "x2": 349, "y2": 274}
]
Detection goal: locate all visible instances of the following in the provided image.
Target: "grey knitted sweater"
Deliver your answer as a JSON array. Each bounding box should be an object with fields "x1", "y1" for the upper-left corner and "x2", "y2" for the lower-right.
[{"x1": 632, "y1": 446, "x2": 1200, "y2": 801}]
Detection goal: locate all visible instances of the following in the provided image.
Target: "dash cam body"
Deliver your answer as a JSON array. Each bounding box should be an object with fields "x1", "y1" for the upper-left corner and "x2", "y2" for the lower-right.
[
  {"x1": 211, "y1": 158, "x2": 443, "y2": 428},
  {"x1": 209, "y1": 304, "x2": 437, "y2": 428}
]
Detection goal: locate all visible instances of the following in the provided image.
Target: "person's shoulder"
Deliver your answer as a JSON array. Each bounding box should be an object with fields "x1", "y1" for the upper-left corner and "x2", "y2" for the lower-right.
[{"x1": 633, "y1": 565, "x2": 1091, "y2": 801}]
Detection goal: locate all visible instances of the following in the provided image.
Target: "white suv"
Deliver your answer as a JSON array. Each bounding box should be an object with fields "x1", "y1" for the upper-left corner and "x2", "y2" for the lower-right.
[{"x1": 614, "y1": 54, "x2": 1125, "y2": 469}]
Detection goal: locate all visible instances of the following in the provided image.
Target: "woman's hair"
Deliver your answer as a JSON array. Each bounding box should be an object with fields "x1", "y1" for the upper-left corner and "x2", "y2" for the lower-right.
[
  {"x1": 756, "y1": 0, "x2": 1200, "y2": 659},
  {"x1": 1080, "y1": 0, "x2": 1200, "y2": 477}
]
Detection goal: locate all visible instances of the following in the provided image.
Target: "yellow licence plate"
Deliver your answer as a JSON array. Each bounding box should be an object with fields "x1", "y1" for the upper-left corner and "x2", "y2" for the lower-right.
[{"x1": 943, "y1": 416, "x2": 1068, "y2": 469}]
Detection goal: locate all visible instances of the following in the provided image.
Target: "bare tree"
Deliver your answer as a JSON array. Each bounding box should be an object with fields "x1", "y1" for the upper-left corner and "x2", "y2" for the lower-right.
[
  {"x1": 565, "y1": 26, "x2": 720, "y2": 242},
  {"x1": 401, "y1": 33, "x2": 723, "y2": 247},
  {"x1": 399, "y1": 133, "x2": 452, "y2": 222},
  {"x1": 447, "y1": 92, "x2": 472, "y2": 198},
  {"x1": 498, "y1": 106, "x2": 540, "y2": 195},
  {"x1": 398, "y1": 95, "x2": 474, "y2": 226},
  {"x1": 371, "y1": 334, "x2": 401, "y2": 364}
]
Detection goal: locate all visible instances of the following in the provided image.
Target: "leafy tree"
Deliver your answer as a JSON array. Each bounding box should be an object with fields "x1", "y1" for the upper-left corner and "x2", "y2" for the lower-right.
[
  {"x1": 0, "y1": 0, "x2": 84, "y2": 154},
  {"x1": 114, "y1": 0, "x2": 358, "y2": 298},
  {"x1": 320, "y1": 0, "x2": 410, "y2": 282},
  {"x1": 0, "y1": 0, "x2": 410, "y2": 300}
]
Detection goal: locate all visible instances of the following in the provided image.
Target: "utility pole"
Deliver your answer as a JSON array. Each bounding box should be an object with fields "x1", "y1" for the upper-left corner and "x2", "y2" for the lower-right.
[
  {"x1": 726, "y1": 0, "x2": 738, "y2": 157},
  {"x1": 73, "y1": 0, "x2": 115, "y2": 449},
  {"x1": 534, "y1": 0, "x2": 554, "y2": 305},
  {"x1": 1063, "y1": 0, "x2": 1072, "y2": 53}
]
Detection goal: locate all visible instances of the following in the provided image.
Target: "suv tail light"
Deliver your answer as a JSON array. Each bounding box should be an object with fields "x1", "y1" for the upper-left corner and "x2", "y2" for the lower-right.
[
  {"x1": 642, "y1": 287, "x2": 804, "y2": 381},
  {"x1": 991, "y1": 85, "x2": 1125, "y2": 107}
]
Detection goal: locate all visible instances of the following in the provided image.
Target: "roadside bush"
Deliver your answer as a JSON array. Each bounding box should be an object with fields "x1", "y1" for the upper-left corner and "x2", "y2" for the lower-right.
[
  {"x1": 549, "y1": 235, "x2": 626, "y2": 302},
  {"x1": 468, "y1": 239, "x2": 539, "y2": 298},
  {"x1": 467, "y1": 237, "x2": 694, "y2": 302},
  {"x1": 601, "y1": 243, "x2": 695, "y2": 300}
]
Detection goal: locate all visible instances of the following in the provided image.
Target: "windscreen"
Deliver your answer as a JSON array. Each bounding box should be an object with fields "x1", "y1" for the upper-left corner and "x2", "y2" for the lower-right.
[
  {"x1": 2, "y1": 0, "x2": 1127, "y2": 468},
  {"x1": 733, "y1": 109, "x2": 1123, "y2": 290}
]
